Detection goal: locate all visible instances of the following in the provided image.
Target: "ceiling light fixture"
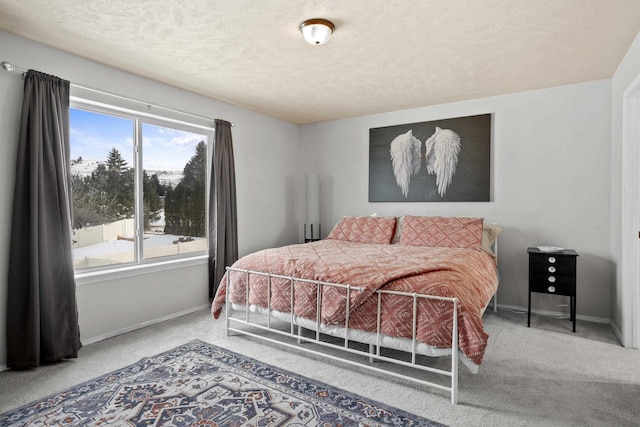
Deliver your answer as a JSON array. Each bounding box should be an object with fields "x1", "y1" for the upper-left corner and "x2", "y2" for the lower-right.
[{"x1": 299, "y1": 19, "x2": 335, "y2": 45}]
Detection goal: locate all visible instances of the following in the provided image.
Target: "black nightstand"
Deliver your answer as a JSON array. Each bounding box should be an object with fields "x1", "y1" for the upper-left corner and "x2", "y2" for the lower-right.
[{"x1": 527, "y1": 247, "x2": 579, "y2": 332}]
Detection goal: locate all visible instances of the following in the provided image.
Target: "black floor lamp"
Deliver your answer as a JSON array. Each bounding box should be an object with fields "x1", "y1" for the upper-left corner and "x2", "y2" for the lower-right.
[{"x1": 305, "y1": 174, "x2": 321, "y2": 242}]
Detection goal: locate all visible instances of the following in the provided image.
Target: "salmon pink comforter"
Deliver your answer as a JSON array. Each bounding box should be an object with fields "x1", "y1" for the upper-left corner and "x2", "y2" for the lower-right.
[{"x1": 211, "y1": 239, "x2": 498, "y2": 365}]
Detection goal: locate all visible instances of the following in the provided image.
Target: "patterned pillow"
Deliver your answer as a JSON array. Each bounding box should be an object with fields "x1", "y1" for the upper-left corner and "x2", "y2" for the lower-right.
[
  {"x1": 326, "y1": 216, "x2": 397, "y2": 244},
  {"x1": 399, "y1": 216, "x2": 483, "y2": 249}
]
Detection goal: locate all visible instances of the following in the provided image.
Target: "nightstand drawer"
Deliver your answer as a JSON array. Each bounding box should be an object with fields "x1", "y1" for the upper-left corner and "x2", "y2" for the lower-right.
[
  {"x1": 529, "y1": 273, "x2": 574, "y2": 295},
  {"x1": 529, "y1": 254, "x2": 575, "y2": 275}
]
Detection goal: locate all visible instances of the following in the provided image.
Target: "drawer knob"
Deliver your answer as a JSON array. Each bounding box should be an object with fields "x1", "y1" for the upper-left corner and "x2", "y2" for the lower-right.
[
  {"x1": 548, "y1": 285, "x2": 556, "y2": 293},
  {"x1": 548, "y1": 256, "x2": 556, "y2": 263},
  {"x1": 548, "y1": 266, "x2": 556, "y2": 273},
  {"x1": 548, "y1": 276, "x2": 556, "y2": 283}
]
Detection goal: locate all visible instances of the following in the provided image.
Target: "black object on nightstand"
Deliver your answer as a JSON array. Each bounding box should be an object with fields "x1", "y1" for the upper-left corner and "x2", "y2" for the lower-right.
[
  {"x1": 304, "y1": 223, "x2": 321, "y2": 243},
  {"x1": 527, "y1": 247, "x2": 579, "y2": 332}
]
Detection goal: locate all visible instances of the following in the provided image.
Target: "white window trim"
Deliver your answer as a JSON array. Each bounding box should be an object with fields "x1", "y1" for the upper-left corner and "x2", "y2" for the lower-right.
[
  {"x1": 75, "y1": 255, "x2": 209, "y2": 286},
  {"x1": 70, "y1": 97, "x2": 215, "y2": 133},
  {"x1": 70, "y1": 97, "x2": 214, "y2": 276}
]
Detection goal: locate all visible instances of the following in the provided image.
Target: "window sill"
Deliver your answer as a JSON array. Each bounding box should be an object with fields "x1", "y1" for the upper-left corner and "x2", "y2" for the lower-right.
[{"x1": 75, "y1": 255, "x2": 208, "y2": 287}]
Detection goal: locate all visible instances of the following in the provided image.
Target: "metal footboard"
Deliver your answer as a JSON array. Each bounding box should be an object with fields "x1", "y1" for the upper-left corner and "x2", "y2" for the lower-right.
[{"x1": 224, "y1": 266, "x2": 461, "y2": 404}]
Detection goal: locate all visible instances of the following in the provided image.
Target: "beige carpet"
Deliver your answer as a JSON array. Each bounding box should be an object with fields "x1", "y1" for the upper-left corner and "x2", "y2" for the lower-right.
[{"x1": 0, "y1": 308, "x2": 638, "y2": 426}]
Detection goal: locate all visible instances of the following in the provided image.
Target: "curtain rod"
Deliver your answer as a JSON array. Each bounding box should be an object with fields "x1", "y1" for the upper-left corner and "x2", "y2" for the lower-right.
[{"x1": 1, "y1": 61, "x2": 234, "y2": 127}]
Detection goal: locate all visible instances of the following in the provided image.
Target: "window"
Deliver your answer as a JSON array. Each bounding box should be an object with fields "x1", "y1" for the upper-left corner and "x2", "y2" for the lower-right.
[{"x1": 70, "y1": 101, "x2": 213, "y2": 271}]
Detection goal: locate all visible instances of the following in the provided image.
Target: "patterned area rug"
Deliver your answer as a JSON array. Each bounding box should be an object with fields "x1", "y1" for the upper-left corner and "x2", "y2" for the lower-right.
[{"x1": 0, "y1": 340, "x2": 444, "y2": 426}]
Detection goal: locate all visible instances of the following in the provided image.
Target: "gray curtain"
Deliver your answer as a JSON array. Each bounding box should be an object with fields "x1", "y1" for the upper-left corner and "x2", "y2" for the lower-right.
[
  {"x1": 6, "y1": 70, "x2": 81, "y2": 368},
  {"x1": 209, "y1": 119, "x2": 238, "y2": 299}
]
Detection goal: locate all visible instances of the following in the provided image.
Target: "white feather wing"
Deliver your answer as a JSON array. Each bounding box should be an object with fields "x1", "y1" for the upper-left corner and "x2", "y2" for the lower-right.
[
  {"x1": 424, "y1": 127, "x2": 461, "y2": 197},
  {"x1": 389, "y1": 130, "x2": 422, "y2": 197}
]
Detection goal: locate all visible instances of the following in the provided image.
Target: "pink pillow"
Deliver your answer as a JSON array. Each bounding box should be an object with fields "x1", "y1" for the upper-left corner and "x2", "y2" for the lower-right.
[
  {"x1": 326, "y1": 216, "x2": 397, "y2": 244},
  {"x1": 400, "y1": 216, "x2": 483, "y2": 249}
]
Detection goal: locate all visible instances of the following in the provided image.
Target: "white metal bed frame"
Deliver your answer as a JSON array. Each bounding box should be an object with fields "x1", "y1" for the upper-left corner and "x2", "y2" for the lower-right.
[{"x1": 223, "y1": 266, "x2": 497, "y2": 405}]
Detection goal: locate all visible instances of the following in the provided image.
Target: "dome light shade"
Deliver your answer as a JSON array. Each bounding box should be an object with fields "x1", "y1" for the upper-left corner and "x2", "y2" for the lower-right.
[{"x1": 299, "y1": 19, "x2": 335, "y2": 45}]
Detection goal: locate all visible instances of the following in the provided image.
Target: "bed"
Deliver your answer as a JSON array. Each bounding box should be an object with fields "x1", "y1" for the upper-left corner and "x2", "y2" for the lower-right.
[{"x1": 211, "y1": 215, "x2": 500, "y2": 404}]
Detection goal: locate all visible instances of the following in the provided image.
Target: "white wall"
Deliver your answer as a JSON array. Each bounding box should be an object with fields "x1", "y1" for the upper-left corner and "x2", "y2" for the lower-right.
[
  {"x1": 300, "y1": 80, "x2": 612, "y2": 321},
  {"x1": 611, "y1": 30, "x2": 640, "y2": 343},
  {"x1": 1, "y1": 27, "x2": 629, "y2": 369},
  {"x1": 0, "y1": 31, "x2": 301, "y2": 368}
]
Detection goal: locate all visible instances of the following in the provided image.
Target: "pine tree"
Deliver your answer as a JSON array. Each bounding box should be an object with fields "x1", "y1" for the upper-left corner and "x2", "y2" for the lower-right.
[
  {"x1": 80, "y1": 148, "x2": 134, "y2": 222},
  {"x1": 164, "y1": 141, "x2": 207, "y2": 236},
  {"x1": 106, "y1": 148, "x2": 127, "y2": 172}
]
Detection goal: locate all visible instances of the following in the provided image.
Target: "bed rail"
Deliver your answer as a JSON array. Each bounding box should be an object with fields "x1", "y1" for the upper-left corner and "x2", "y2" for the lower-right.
[{"x1": 224, "y1": 266, "x2": 461, "y2": 404}]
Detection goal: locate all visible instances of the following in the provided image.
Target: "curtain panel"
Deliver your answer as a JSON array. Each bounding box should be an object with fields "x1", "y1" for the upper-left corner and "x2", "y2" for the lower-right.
[
  {"x1": 208, "y1": 120, "x2": 238, "y2": 299},
  {"x1": 6, "y1": 70, "x2": 81, "y2": 368}
]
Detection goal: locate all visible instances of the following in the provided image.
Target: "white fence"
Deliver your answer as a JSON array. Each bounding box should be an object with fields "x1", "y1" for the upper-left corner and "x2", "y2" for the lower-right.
[
  {"x1": 72, "y1": 219, "x2": 207, "y2": 269},
  {"x1": 73, "y1": 219, "x2": 135, "y2": 248}
]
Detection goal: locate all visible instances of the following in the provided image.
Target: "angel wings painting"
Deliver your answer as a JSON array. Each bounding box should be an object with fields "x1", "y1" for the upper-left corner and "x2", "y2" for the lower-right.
[
  {"x1": 369, "y1": 114, "x2": 491, "y2": 202},
  {"x1": 390, "y1": 127, "x2": 461, "y2": 198}
]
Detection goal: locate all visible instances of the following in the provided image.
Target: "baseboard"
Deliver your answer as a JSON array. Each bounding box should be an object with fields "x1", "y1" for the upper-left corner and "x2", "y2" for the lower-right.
[
  {"x1": 0, "y1": 364, "x2": 7, "y2": 373},
  {"x1": 497, "y1": 303, "x2": 611, "y2": 324},
  {"x1": 609, "y1": 320, "x2": 624, "y2": 345},
  {"x1": 81, "y1": 304, "x2": 210, "y2": 346}
]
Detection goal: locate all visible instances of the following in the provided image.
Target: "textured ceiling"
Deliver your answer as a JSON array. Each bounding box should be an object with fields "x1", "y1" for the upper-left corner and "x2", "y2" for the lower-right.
[{"x1": 1, "y1": 0, "x2": 640, "y2": 124}]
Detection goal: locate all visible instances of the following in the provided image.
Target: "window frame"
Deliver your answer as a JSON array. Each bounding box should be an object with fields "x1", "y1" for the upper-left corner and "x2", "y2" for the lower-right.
[{"x1": 69, "y1": 97, "x2": 214, "y2": 276}]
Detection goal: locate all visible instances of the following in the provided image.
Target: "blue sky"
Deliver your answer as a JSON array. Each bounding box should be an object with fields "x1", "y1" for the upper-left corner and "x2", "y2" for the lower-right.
[{"x1": 70, "y1": 108, "x2": 207, "y2": 171}]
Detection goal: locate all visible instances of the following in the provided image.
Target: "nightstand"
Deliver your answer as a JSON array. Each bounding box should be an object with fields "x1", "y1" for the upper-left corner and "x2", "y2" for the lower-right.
[{"x1": 527, "y1": 247, "x2": 579, "y2": 332}]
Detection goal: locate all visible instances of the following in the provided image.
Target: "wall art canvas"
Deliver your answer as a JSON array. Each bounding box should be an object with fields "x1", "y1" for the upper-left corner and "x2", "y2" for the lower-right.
[{"x1": 369, "y1": 113, "x2": 492, "y2": 202}]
